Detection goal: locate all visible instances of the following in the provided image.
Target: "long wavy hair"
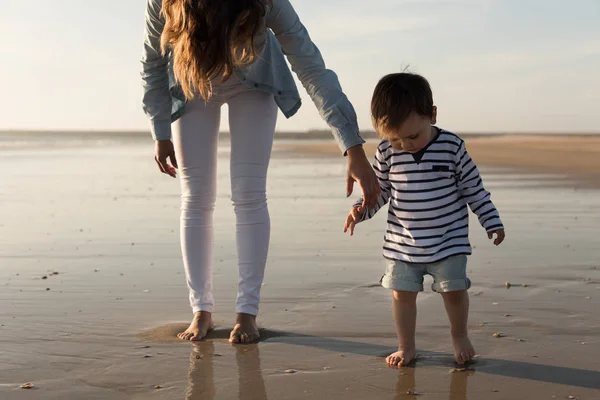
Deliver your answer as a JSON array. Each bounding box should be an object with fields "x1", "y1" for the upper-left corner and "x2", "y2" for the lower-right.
[{"x1": 160, "y1": 0, "x2": 270, "y2": 101}]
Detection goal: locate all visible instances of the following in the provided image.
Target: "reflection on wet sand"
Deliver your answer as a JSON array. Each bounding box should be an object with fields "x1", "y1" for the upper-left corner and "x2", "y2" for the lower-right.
[
  {"x1": 236, "y1": 345, "x2": 268, "y2": 400},
  {"x1": 448, "y1": 369, "x2": 472, "y2": 400},
  {"x1": 394, "y1": 366, "x2": 472, "y2": 400},
  {"x1": 394, "y1": 367, "x2": 418, "y2": 400},
  {"x1": 185, "y1": 342, "x2": 217, "y2": 400},
  {"x1": 185, "y1": 342, "x2": 268, "y2": 400}
]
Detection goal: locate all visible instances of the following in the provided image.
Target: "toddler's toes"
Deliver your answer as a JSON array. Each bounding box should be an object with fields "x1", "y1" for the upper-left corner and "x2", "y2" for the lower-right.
[
  {"x1": 386, "y1": 355, "x2": 399, "y2": 366},
  {"x1": 386, "y1": 349, "x2": 416, "y2": 367}
]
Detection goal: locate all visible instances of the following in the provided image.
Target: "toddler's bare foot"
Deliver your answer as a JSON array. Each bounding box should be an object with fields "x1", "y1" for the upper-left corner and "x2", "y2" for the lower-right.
[
  {"x1": 177, "y1": 311, "x2": 214, "y2": 341},
  {"x1": 229, "y1": 313, "x2": 260, "y2": 344},
  {"x1": 452, "y1": 335, "x2": 475, "y2": 365},
  {"x1": 386, "y1": 348, "x2": 416, "y2": 367}
]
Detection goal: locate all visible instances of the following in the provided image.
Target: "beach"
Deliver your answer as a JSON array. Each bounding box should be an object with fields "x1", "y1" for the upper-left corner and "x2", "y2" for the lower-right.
[
  {"x1": 1, "y1": 133, "x2": 599, "y2": 399},
  {"x1": 275, "y1": 134, "x2": 600, "y2": 186}
]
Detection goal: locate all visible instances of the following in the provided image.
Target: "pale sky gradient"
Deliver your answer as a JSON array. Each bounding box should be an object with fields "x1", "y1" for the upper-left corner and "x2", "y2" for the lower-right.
[{"x1": 1, "y1": 0, "x2": 599, "y2": 133}]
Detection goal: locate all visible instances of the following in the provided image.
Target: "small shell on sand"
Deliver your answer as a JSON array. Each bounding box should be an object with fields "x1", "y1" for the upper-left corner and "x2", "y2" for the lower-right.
[
  {"x1": 20, "y1": 383, "x2": 34, "y2": 389},
  {"x1": 521, "y1": 284, "x2": 528, "y2": 288},
  {"x1": 406, "y1": 389, "x2": 418, "y2": 395},
  {"x1": 284, "y1": 369, "x2": 297, "y2": 374},
  {"x1": 517, "y1": 338, "x2": 526, "y2": 342},
  {"x1": 504, "y1": 282, "x2": 511, "y2": 288},
  {"x1": 493, "y1": 332, "x2": 506, "y2": 338},
  {"x1": 154, "y1": 385, "x2": 162, "y2": 389},
  {"x1": 449, "y1": 367, "x2": 473, "y2": 373},
  {"x1": 568, "y1": 396, "x2": 577, "y2": 399}
]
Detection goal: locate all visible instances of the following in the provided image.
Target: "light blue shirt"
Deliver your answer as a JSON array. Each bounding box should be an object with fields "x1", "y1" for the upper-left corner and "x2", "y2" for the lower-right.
[{"x1": 141, "y1": 0, "x2": 365, "y2": 153}]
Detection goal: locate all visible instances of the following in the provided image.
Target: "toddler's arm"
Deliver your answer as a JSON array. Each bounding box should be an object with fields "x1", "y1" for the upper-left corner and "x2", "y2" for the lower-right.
[{"x1": 454, "y1": 141, "x2": 504, "y2": 233}]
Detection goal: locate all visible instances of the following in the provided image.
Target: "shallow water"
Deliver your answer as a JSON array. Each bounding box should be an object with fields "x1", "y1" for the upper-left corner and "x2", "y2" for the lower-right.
[{"x1": 1, "y1": 138, "x2": 599, "y2": 399}]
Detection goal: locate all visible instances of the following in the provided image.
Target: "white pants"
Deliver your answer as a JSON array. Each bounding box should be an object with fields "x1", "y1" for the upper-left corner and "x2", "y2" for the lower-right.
[{"x1": 172, "y1": 79, "x2": 278, "y2": 316}]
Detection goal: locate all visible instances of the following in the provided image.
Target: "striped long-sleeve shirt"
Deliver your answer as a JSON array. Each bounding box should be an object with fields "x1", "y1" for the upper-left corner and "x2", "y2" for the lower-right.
[{"x1": 354, "y1": 128, "x2": 504, "y2": 263}]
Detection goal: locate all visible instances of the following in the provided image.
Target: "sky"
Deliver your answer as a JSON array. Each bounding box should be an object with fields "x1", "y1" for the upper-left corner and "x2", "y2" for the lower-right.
[{"x1": 0, "y1": 0, "x2": 599, "y2": 134}]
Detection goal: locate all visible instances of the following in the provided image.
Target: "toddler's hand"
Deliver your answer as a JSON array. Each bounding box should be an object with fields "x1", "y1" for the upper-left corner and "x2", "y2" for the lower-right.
[
  {"x1": 343, "y1": 206, "x2": 365, "y2": 236},
  {"x1": 488, "y1": 229, "x2": 505, "y2": 246}
]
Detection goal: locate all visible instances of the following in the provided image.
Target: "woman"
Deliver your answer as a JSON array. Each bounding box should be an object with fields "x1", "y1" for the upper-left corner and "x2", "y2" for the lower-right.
[{"x1": 141, "y1": 0, "x2": 379, "y2": 343}]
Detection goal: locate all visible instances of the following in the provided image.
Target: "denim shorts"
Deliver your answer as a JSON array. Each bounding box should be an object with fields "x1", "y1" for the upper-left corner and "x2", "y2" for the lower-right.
[{"x1": 381, "y1": 255, "x2": 470, "y2": 293}]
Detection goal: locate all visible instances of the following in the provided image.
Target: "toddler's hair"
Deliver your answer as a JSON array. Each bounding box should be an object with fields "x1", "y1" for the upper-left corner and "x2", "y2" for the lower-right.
[{"x1": 371, "y1": 73, "x2": 434, "y2": 137}]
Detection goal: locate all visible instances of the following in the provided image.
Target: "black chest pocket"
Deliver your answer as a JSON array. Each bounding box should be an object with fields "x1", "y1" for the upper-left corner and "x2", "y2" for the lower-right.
[
  {"x1": 432, "y1": 165, "x2": 450, "y2": 172},
  {"x1": 430, "y1": 164, "x2": 457, "y2": 183}
]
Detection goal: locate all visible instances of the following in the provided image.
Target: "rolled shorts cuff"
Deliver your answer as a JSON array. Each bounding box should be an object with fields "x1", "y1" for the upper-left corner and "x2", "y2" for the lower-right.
[
  {"x1": 432, "y1": 278, "x2": 471, "y2": 293},
  {"x1": 381, "y1": 275, "x2": 423, "y2": 292}
]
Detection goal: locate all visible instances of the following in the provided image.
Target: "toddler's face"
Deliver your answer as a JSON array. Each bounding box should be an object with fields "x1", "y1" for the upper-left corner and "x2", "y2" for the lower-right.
[{"x1": 386, "y1": 109, "x2": 437, "y2": 153}]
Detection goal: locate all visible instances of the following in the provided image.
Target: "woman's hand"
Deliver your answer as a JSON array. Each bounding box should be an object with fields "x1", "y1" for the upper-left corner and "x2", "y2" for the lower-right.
[
  {"x1": 155, "y1": 140, "x2": 178, "y2": 178},
  {"x1": 346, "y1": 145, "x2": 380, "y2": 209}
]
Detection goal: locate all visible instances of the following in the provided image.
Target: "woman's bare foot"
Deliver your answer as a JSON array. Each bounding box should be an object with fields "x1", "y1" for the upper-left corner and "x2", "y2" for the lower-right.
[
  {"x1": 177, "y1": 311, "x2": 214, "y2": 341},
  {"x1": 229, "y1": 313, "x2": 260, "y2": 344},
  {"x1": 386, "y1": 347, "x2": 416, "y2": 367},
  {"x1": 452, "y1": 335, "x2": 475, "y2": 365}
]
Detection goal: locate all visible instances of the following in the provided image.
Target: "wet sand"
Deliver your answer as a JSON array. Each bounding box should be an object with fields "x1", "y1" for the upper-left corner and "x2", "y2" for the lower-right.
[
  {"x1": 275, "y1": 135, "x2": 600, "y2": 186},
  {"x1": 1, "y1": 135, "x2": 600, "y2": 399}
]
